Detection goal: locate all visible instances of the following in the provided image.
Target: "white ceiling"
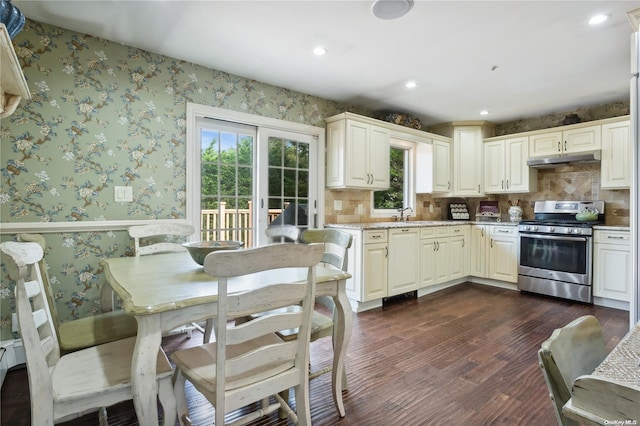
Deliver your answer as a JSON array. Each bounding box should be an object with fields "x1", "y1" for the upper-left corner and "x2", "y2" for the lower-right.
[{"x1": 14, "y1": 0, "x2": 638, "y2": 127}]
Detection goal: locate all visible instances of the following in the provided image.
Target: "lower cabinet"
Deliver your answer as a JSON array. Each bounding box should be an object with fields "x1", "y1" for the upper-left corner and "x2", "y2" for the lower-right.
[
  {"x1": 487, "y1": 225, "x2": 518, "y2": 283},
  {"x1": 471, "y1": 224, "x2": 518, "y2": 283},
  {"x1": 388, "y1": 227, "x2": 420, "y2": 296},
  {"x1": 593, "y1": 229, "x2": 631, "y2": 302},
  {"x1": 362, "y1": 230, "x2": 388, "y2": 301},
  {"x1": 420, "y1": 225, "x2": 469, "y2": 288}
]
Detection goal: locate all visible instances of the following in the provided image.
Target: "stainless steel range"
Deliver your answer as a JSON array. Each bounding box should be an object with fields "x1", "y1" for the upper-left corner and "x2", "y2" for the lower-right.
[{"x1": 517, "y1": 200, "x2": 605, "y2": 303}]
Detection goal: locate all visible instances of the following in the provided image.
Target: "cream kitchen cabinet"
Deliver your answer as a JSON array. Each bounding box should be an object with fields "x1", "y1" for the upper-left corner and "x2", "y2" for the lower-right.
[
  {"x1": 1, "y1": 24, "x2": 30, "y2": 118},
  {"x1": 471, "y1": 224, "x2": 517, "y2": 283},
  {"x1": 453, "y1": 126, "x2": 485, "y2": 196},
  {"x1": 416, "y1": 138, "x2": 451, "y2": 194},
  {"x1": 388, "y1": 227, "x2": 420, "y2": 296},
  {"x1": 361, "y1": 229, "x2": 388, "y2": 301},
  {"x1": 529, "y1": 124, "x2": 601, "y2": 157},
  {"x1": 601, "y1": 119, "x2": 630, "y2": 189},
  {"x1": 470, "y1": 225, "x2": 488, "y2": 278},
  {"x1": 420, "y1": 225, "x2": 468, "y2": 288},
  {"x1": 483, "y1": 136, "x2": 537, "y2": 194},
  {"x1": 593, "y1": 229, "x2": 630, "y2": 302},
  {"x1": 326, "y1": 113, "x2": 390, "y2": 190},
  {"x1": 487, "y1": 225, "x2": 518, "y2": 283}
]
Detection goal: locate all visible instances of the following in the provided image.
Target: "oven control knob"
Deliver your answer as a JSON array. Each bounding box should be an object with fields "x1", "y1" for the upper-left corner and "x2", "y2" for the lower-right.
[
  {"x1": 532, "y1": 226, "x2": 538, "y2": 231},
  {"x1": 548, "y1": 227, "x2": 555, "y2": 233},
  {"x1": 573, "y1": 229, "x2": 582, "y2": 235}
]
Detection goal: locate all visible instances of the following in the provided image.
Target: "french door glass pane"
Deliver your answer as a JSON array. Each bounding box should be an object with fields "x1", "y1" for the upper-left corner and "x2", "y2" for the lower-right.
[
  {"x1": 267, "y1": 137, "x2": 310, "y2": 231},
  {"x1": 200, "y1": 122, "x2": 255, "y2": 246}
]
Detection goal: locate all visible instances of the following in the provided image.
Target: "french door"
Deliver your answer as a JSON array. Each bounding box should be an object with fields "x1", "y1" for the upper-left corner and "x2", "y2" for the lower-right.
[{"x1": 190, "y1": 108, "x2": 320, "y2": 248}]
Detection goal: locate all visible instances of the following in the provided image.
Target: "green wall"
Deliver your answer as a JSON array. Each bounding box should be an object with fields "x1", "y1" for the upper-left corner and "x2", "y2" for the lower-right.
[{"x1": 0, "y1": 20, "x2": 367, "y2": 341}]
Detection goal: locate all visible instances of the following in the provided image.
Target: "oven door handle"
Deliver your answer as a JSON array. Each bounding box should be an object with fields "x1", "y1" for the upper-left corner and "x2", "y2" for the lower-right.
[{"x1": 520, "y1": 233, "x2": 589, "y2": 243}]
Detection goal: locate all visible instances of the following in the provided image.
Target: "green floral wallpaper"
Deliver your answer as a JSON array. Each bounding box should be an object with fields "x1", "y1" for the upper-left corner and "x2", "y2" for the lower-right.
[{"x1": 0, "y1": 20, "x2": 367, "y2": 341}]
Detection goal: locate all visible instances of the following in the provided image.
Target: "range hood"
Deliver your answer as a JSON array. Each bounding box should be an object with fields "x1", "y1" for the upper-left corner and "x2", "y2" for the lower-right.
[{"x1": 526, "y1": 150, "x2": 601, "y2": 169}]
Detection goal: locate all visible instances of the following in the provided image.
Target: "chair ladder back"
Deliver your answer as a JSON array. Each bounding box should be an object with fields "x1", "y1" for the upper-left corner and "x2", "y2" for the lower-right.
[
  {"x1": 301, "y1": 229, "x2": 353, "y2": 271},
  {"x1": 202, "y1": 243, "x2": 323, "y2": 425},
  {"x1": 538, "y1": 315, "x2": 608, "y2": 426},
  {"x1": 265, "y1": 225, "x2": 300, "y2": 243},
  {"x1": 128, "y1": 223, "x2": 195, "y2": 256},
  {"x1": 2, "y1": 241, "x2": 60, "y2": 385}
]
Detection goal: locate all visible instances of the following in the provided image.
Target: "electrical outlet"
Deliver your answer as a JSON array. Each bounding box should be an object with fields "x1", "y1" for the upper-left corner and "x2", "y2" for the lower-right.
[
  {"x1": 429, "y1": 204, "x2": 434, "y2": 213},
  {"x1": 333, "y1": 200, "x2": 342, "y2": 211},
  {"x1": 357, "y1": 204, "x2": 363, "y2": 214}
]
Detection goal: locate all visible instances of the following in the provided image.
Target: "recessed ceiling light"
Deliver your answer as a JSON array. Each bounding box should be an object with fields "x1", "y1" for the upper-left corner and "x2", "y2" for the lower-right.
[
  {"x1": 313, "y1": 46, "x2": 327, "y2": 56},
  {"x1": 480, "y1": 110, "x2": 490, "y2": 116},
  {"x1": 405, "y1": 81, "x2": 417, "y2": 89},
  {"x1": 589, "y1": 14, "x2": 609, "y2": 25},
  {"x1": 371, "y1": 0, "x2": 414, "y2": 20}
]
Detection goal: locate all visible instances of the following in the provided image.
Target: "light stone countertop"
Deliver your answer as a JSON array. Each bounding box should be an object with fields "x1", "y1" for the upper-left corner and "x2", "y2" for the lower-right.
[{"x1": 326, "y1": 220, "x2": 519, "y2": 230}]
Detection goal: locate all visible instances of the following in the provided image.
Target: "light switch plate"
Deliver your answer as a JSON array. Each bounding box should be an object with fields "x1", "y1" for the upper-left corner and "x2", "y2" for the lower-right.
[{"x1": 114, "y1": 186, "x2": 133, "y2": 202}]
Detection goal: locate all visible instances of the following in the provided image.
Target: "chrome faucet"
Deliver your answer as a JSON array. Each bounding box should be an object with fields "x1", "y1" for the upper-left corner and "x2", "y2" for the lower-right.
[{"x1": 398, "y1": 206, "x2": 413, "y2": 222}]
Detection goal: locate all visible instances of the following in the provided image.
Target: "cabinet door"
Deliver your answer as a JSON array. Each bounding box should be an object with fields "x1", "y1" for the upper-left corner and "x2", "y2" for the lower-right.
[
  {"x1": 506, "y1": 136, "x2": 535, "y2": 192},
  {"x1": 363, "y1": 242, "x2": 388, "y2": 301},
  {"x1": 433, "y1": 139, "x2": 451, "y2": 193},
  {"x1": 453, "y1": 127, "x2": 483, "y2": 196},
  {"x1": 369, "y1": 125, "x2": 391, "y2": 189},
  {"x1": 601, "y1": 120, "x2": 630, "y2": 189},
  {"x1": 488, "y1": 235, "x2": 518, "y2": 283},
  {"x1": 484, "y1": 140, "x2": 506, "y2": 193},
  {"x1": 529, "y1": 131, "x2": 562, "y2": 157},
  {"x1": 449, "y1": 235, "x2": 465, "y2": 280},
  {"x1": 594, "y1": 243, "x2": 630, "y2": 301},
  {"x1": 432, "y1": 237, "x2": 450, "y2": 283},
  {"x1": 388, "y1": 228, "x2": 420, "y2": 296},
  {"x1": 420, "y1": 237, "x2": 437, "y2": 288},
  {"x1": 345, "y1": 120, "x2": 371, "y2": 188},
  {"x1": 470, "y1": 225, "x2": 487, "y2": 277},
  {"x1": 562, "y1": 125, "x2": 601, "y2": 153}
]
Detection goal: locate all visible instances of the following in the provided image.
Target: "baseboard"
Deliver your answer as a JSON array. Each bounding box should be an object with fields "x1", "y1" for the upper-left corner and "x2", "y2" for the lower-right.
[{"x1": 0, "y1": 339, "x2": 26, "y2": 389}]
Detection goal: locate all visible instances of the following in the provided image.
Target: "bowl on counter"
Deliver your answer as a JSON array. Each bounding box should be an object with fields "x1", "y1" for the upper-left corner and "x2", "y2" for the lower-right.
[
  {"x1": 575, "y1": 210, "x2": 599, "y2": 221},
  {"x1": 183, "y1": 240, "x2": 244, "y2": 265}
]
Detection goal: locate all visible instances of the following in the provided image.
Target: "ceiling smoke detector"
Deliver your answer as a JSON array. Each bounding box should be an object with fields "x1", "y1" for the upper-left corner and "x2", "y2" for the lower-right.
[{"x1": 371, "y1": 0, "x2": 414, "y2": 20}]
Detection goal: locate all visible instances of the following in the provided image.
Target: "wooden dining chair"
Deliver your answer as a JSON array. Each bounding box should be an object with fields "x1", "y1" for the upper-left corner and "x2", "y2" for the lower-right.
[
  {"x1": 538, "y1": 315, "x2": 609, "y2": 426},
  {"x1": 126, "y1": 223, "x2": 204, "y2": 337},
  {"x1": 1, "y1": 241, "x2": 176, "y2": 426},
  {"x1": 170, "y1": 243, "x2": 324, "y2": 426},
  {"x1": 17, "y1": 233, "x2": 138, "y2": 354},
  {"x1": 265, "y1": 224, "x2": 300, "y2": 243}
]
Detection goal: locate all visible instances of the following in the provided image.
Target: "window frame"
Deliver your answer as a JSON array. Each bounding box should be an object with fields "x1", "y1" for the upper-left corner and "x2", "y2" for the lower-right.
[{"x1": 370, "y1": 137, "x2": 416, "y2": 219}]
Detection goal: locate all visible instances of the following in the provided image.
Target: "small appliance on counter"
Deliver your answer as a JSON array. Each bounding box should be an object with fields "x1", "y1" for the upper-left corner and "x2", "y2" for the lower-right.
[
  {"x1": 475, "y1": 201, "x2": 501, "y2": 222},
  {"x1": 448, "y1": 203, "x2": 470, "y2": 220}
]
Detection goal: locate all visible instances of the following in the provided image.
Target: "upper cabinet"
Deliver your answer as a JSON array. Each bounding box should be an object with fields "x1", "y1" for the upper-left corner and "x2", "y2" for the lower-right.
[
  {"x1": 326, "y1": 113, "x2": 390, "y2": 190},
  {"x1": 601, "y1": 119, "x2": 630, "y2": 189},
  {"x1": 416, "y1": 136, "x2": 451, "y2": 194},
  {"x1": 429, "y1": 121, "x2": 494, "y2": 197},
  {"x1": 484, "y1": 136, "x2": 537, "y2": 194},
  {"x1": 0, "y1": 24, "x2": 30, "y2": 118},
  {"x1": 529, "y1": 124, "x2": 601, "y2": 157}
]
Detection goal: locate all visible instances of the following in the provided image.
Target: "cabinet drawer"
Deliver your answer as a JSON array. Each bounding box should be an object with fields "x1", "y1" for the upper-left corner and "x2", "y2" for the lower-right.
[
  {"x1": 364, "y1": 229, "x2": 387, "y2": 244},
  {"x1": 449, "y1": 226, "x2": 465, "y2": 237},
  {"x1": 594, "y1": 230, "x2": 630, "y2": 245},
  {"x1": 490, "y1": 226, "x2": 517, "y2": 237},
  {"x1": 421, "y1": 226, "x2": 449, "y2": 239}
]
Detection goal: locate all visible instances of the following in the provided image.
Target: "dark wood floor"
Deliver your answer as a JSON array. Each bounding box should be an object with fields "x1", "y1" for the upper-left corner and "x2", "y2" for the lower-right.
[{"x1": 1, "y1": 283, "x2": 630, "y2": 425}]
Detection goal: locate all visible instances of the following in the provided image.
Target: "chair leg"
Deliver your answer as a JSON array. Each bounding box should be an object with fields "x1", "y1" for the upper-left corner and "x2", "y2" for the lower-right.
[
  {"x1": 277, "y1": 389, "x2": 290, "y2": 419},
  {"x1": 98, "y1": 407, "x2": 108, "y2": 426},
  {"x1": 173, "y1": 370, "x2": 190, "y2": 426}
]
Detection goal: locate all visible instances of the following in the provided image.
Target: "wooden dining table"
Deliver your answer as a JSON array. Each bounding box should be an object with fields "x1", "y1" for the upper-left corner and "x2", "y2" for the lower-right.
[{"x1": 101, "y1": 250, "x2": 352, "y2": 426}]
